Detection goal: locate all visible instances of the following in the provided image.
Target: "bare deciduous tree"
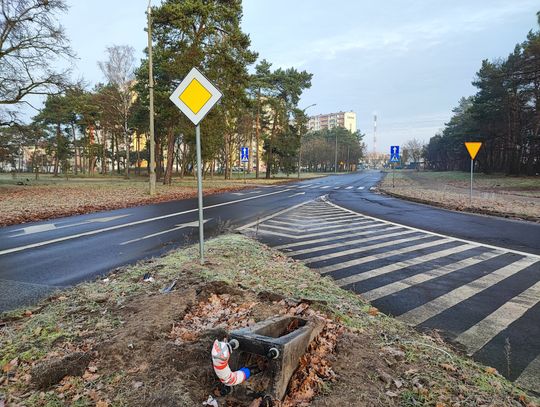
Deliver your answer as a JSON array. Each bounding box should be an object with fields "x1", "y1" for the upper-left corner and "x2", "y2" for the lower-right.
[
  {"x1": 404, "y1": 138, "x2": 424, "y2": 169},
  {"x1": 98, "y1": 45, "x2": 135, "y2": 178},
  {"x1": 0, "y1": 0, "x2": 73, "y2": 124}
]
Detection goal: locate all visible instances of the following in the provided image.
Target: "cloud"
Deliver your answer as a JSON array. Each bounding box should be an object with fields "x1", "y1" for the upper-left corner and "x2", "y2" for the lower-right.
[{"x1": 301, "y1": 1, "x2": 538, "y2": 61}]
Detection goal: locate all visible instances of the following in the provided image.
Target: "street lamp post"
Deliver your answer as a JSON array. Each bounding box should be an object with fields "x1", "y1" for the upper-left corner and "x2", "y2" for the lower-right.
[
  {"x1": 147, "y1": 1, "x2": 156, "y2": 195},
  {"x1": 297, "y1": 103, "x2": 316, "y2": 179}
]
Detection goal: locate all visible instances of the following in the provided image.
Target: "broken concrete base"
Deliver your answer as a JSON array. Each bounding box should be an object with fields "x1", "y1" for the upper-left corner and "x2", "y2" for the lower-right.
[{"x1": 228, "y1": 315, "x2": 324, "y2": 401}]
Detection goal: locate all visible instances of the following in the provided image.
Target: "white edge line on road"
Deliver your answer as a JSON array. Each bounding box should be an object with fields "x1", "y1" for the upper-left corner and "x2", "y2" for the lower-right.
[
  {"x1": 321, "y1": 196, "x2": 540, "y2": 260},
  {"x1": 0, "y1": 188, "x2": 295, "y2": 256},
  {"x1": 237, "y1": 198, "x2": 320, "y2": 231}
]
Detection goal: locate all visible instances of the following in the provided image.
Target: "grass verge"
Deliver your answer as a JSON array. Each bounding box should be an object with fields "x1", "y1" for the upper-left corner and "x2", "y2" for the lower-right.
[
  {"x1": 379, "y1": 170, "x2": 540, "y2": 222},
  {"x1": 1, "y1": 235, "x2": 537, "y2": 406}
]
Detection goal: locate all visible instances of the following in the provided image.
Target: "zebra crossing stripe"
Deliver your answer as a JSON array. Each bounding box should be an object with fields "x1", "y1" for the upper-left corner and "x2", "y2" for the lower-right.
[
  {"x1": 287, "y1": 230, "x2": 418, "y2": 257},
  {"x1": 346, "y1": 186, "x2": 353, "y2": 189},
  {"x1": 322, "y1": 198, "x2": 540, "y2": 260},
  {"x1": 319, "y1": 238, "x2": 454, "y2": 274},
  {"x1": 237, "y1": 199, "x2": 315, "y2": 231},
  {"x1": 304, "y1": 234, "x2": 432, "y2": 264},
  {"x1": 285, "y1": 213, "x2": 360, "y2": 221},
  {"x1": 273, "y1": 225, "x2": 403, "y2": 250},
  {"x1": 455, "y1": 280, "x2": 540, "y2": 355},
  {"x1": 281, "y1": 213, "x2": 354, "y2": 222},
  {"x1": 516, "y1": 354, "x2": 540, "y2": 389},
  {"x1": 321, "y1": 186, "x2": 331, "y2": 189},
  {"x1": 357, "y1": 186, "x2": 365, "y2": 190},
  {"x1": 397, "y1": 257, "x2": 539, "y2": 325},
  {"x1": 264, "y1": 217, "x2": 357, "y2": 227},
  {"x1": 335, "y1": 244, "x2": 477, "y2": 287},
  {"x1": 247, "y1": 220, "x2": 381, "y2": 240},
  {"x1": 268, "y1": 218, "x2": 373, "y2": 230},
  {"x1": 259, "y1": 219, "x2": 376, "y2": 234}
]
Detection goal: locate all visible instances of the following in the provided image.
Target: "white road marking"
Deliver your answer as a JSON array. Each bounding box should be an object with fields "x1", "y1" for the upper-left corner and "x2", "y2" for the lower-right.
[
  {"x1": 286, "y1": 209, "x2": 347, "y2": 217},
  {"x1": 9, "y1": 214, "x2": 131, "y2": 237},
  {"x1": 357, "y1": 186, "x2": 365, "y2": 190},
  {"x1": 120, "y1": 219, "x2": 211, "y2": 245},
  {"x1": 273, "y1": 225, "x2": 402, "y2": 250},
  {"x1": 285, "y1": 213, "x2": 361, "y2": 222},
  {"x1": 245, "y1": 221, "x2": 380, "y2": 240},
  {"x1": 0, "y1": 188, "x2": 295, "y2": 256},
  {"x1": 11, "y1": 224, "x2": 56, "y2": 235},
  {"x1": 322, "y1": 197, "x2": 540, "y2": 260},
  {"x1": 287, "y1": 230, "x2": 417, "y2": 257},
  {"x1": 516, "y1": 354, "x2": 540, "y2": 389},
  {"x1": 288, "y1": 192, "x2": 306, "y2": 197},
  {"x1": 455, "y1": 281, "x2": 540, "y2": 355},
  {"x1": 335, "y1": 244, "x2": 479, "y2": 287},
  {"x1": 297, "y1": 184, "x2": 312, "y2": 189},
  {"x1": 333, "y1": 186, "x2": 340, "y2": 189},
  {"x1": 304, "y1": 233, "x2": 429, "y2": 264},
  {"x1": 319, "y1": 238, "x2": 454, "y2": 274},
  {"x1": 346, "y1": 186, "x2": 353, "y2": 189},
  {"x1": 321, "y1": 186, "x2": 331, "y2": 189},
  {"x1": 236, "y1": 199, "x2": 316, "y2": 231},
  {"x1": 265, "y1": 217, "x2": 370, "y2": 229},
  {"x1": 259, "y1": 219, "x2": 374, "y2": 234},
  {"x1": 364, "y1": 251, "x2": 505, "y2": 301},
  {"x1": 397, "y1": 257, "x2": 538, "y2": 325}
]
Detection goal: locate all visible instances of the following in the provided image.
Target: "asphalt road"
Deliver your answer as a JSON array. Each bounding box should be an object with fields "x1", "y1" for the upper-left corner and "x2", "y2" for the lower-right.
[{"x1": 1, "y1": 170, "x2": 539, "y2": 389}]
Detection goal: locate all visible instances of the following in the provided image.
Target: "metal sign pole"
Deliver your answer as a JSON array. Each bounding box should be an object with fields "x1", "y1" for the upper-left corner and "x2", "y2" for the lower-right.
[
  {"x1": 470, "y1": 158, "x2": 473, "y2": 205},
  {"x1": 195, "y1": 124, "x2": 204, "y2": 265},
  {"x1": 393, "y1": 163, "x2": 395, "y2": 188},
  {"x1": 243, "y1": 161, "x2": 246, "y2": 184}
]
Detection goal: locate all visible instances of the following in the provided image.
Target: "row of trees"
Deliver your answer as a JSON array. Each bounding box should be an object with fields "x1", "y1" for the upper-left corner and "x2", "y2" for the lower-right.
[
  {"x1": 424, "y1": 11, "x2": 540, "y2": 175},
  {"x1": 302, "y1": 127, "x2": 365, "y2": 172},
  {"x1": 1, "y1": 0, "x2": 362, "y2": 183}
]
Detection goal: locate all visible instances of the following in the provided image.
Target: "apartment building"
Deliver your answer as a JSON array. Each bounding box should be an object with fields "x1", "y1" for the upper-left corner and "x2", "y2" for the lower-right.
[{"x1": 307, "y1": 111, "x2": 357, "y2": 133}]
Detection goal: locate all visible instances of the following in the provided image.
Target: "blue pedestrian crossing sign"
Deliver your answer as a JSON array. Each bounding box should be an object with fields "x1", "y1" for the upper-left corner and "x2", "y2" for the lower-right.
[
  {"x1": 240, "y1": 147, "x2": 249, "y2": 163},
  {"x1": 390, "y1": 145, "x2": 400, "y2": 162}
]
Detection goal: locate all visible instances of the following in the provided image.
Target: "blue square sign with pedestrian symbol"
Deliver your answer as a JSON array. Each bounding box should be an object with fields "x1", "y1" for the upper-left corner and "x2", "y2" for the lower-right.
[
  {"x1": 240, "y1": 147, "x2": 249, "y2": 163},
  {"x1": 390, "y1": 146, "x2": 400, "y2": 162}
]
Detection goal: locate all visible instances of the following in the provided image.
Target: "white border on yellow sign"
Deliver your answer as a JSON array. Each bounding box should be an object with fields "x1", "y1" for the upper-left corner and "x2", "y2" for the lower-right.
[{"x1": 169, "y1": 67, "x2": 223, "y2": 126}]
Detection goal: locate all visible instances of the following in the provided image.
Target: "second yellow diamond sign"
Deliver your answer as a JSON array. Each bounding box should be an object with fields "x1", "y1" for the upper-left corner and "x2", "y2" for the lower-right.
[{"x1": 169, "y1": 67, "x2": 223, "y2": 125}]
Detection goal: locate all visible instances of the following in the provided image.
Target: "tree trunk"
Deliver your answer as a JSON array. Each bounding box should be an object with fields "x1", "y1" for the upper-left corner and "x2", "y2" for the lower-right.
[
  {"x1": 53, "y1": 122, "x2": 60, "y2": 177},
  {"x1": 102, "y1": 130, "x2": 108, "y2": 175},
  {"x1": 255, "y1": 100, "x2": 261, "y2": 179},
  {"x1": 266, "y1": 112, "x2": 278, "y2": 179},
  {"x1": 136, "y1": 134, "x2": 141, "y2": 176},
  {"x1": 163, "y1": 128, "x2": 176, "y2": 185},
  {"x1": 71, "y1": 123, "x2": 78, "y2": 175},
  {"x1": 124, "y1": 117, "x2": 130, "y2": 179},
  {"x1": 124, "y1": 131, "x2": 130, "y2": 179}
]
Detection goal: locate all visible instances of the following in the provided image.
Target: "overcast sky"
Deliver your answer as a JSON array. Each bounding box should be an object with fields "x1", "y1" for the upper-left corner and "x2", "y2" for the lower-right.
[{"x1": 58, "y1": 0, "x2": 539, "y2": 153}]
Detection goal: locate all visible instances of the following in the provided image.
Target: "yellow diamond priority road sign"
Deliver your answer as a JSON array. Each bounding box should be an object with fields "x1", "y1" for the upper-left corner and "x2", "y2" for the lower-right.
[{"x1": 169, "y1": 67, "x2": 222, "y2": 125}]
